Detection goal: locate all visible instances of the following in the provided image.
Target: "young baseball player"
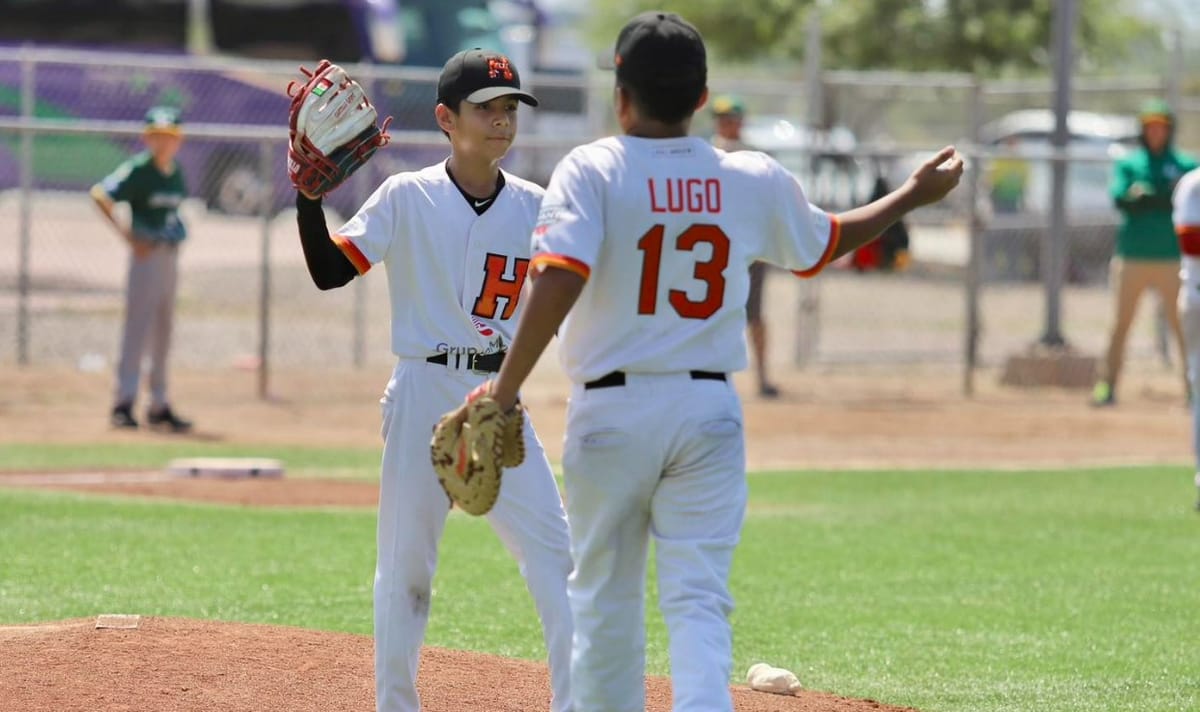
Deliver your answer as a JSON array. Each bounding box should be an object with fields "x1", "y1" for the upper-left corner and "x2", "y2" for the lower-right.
[
  {"x1": 465, "y1": 12, "x2": 963, "y2": 711},
  {"x1": 91, "y1": 106, "x2": 192, "y2": 433},
  {"x1": 293, "y1": 50, "x2": 573, "y2": 712},
  {"x1": 710, "y1": 94, "x2": 780, "y2": 398},
  {"x1": 1172, "y1": 167, "x2": 1200, "y2": 510}
]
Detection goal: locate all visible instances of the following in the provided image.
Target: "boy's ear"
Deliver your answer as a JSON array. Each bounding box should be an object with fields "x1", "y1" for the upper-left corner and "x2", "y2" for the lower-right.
[{"x1": 435, "y1": 103, "x2": 456, "y2": 134}]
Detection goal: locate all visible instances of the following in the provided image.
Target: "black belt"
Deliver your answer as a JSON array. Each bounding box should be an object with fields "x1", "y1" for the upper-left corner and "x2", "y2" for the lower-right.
[
  {"x1": 425, "y1": 351, "x2": 505, "y2": 373},
  {"x1": 584, "y1": 370, "x2": 726, "y2": 390}
]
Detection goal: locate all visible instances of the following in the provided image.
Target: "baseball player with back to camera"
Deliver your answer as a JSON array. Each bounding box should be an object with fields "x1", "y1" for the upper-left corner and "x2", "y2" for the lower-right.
[
  {"x1": 288, "y1": 53, "x2": 573, "y2": 712},
  {"x1": 445, "y1": 11, "x2": 963, "y2": 712},
  {"x1": 1173, "y1": 166, "x2": 1200, "y2": 509}
]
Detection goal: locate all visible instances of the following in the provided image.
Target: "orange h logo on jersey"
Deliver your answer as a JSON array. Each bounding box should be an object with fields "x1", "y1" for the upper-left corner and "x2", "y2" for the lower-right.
[
  {"x1": 472, "y1": 253, "x2": 529, "y2": 320},
  {"x1": 487, "y1": 57, "x2": 514, "y2": 81}
]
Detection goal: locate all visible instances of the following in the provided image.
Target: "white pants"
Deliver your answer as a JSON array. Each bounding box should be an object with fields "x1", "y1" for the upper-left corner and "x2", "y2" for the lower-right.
[
  {"x1": 562, "y1": 372, "x2": 747, "y2": 712},
  {"x1": 375, "y1": 359, "x2": 574, "y2": 712},
  {"x1": 1180, "y1": 296, "x2": 1200, "y2": 475}
]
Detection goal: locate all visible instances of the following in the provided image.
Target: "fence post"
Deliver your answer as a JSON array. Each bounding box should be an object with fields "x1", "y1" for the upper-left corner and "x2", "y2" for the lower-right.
[
  {"x1": 794, "y1": 7, "x2": 824, "y2": 368},
  {"x1": 16, "y1": 49, "x2": 34, "y2": 365},
  {"x1": 256, "y1": 139, "x2": 272, "y2": 399},
  {"x1": 1167, "y1": 27, "x2": 1183, "y2": 114},
  {"x1": 963, "y1": 78, "x2": 984, "y2": 397},
  {"x1": 1041, "y1": 0, "x2": 1075, "y2": 347}
]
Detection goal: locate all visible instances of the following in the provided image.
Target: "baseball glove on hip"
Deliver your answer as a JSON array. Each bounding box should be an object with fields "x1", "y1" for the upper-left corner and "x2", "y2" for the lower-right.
[
  {"x1": 286, "y1": 60, "x2": 392, "y2": 198},
  {"x1": 430, "y1": 384, "x2": 526, "y2": 516}
]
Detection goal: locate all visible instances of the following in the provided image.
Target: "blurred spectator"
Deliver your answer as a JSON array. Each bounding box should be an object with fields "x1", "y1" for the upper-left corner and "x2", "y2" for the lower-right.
[
  {"x1": 850, "y1": 174, "x2": 911, "y2": 272},
  {"x1": 988, "y1": 135, "x2": 1029, "y2": 214},
  {"x1": 711, "y1": 94, "x2": 780, "y2": 398},
  {"x1": 90, "y1": 106, "x2": 193, "y2": 432},
  {"x1": 1092, "y1": 99, "x2": 1198, "y2": 407}
]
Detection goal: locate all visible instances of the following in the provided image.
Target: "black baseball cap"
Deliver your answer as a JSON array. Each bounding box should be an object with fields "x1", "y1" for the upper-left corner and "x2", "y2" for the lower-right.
[
  {"x1": 437, "y1": 49, "x2": 538, "y2": 107},
  {"x1": 614, "y1": 11, "x2": 706, "y2": 91}
]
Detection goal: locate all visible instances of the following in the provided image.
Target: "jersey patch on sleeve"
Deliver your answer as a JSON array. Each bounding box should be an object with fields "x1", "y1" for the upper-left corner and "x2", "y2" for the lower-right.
[
  {"x1": 533, "y1": 202, "x2": 570, "y2": 237},
  {"x1": 793, "y1": 213, "x2": 841, "y2": 278},
  {"x1": 331, "y1": 233, "x2": 371, "y2": 275}
]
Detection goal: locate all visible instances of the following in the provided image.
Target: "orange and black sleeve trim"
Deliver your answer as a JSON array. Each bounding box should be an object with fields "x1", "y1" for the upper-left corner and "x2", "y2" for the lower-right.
[
  {"x1": 331, "y1": 234, "x2": 371, "y2": 275},
  {"x1": 530, "y1": 253, "x2": 591, "y2": 281},
  {"x1": 792, "y1": 213, "x2": 842, "y2": 278},
  {"x1": 1179, "y1": 225, "x2": 1200, "y2": 257}
]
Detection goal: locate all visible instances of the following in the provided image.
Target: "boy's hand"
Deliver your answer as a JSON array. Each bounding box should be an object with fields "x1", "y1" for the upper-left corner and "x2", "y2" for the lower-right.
[
  {"x1": 127, "y1": 233, "x2": 153, "y2": 259},
  {"x1": 902, "y1": 146, "x2": 965, "y2": 209},
  {"x1": 1127, "y1": 181, "x2": 1154, "y2": 199}
]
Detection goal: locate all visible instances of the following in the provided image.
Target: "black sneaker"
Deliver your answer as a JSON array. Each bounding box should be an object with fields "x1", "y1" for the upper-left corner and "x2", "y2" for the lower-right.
[
  {"x1": 146, "y1": 405, "x2": 193, "y2": 433},
  {"x1": 758, "y1": 383, "x2": 781, "y2": 399},
  {"x1": 110, "y1": 403, "x2": 138, "y2": 429}
]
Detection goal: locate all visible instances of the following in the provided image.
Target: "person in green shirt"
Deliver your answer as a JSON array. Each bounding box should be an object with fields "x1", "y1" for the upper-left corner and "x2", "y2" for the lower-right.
[
  {"x1": 1092, "y1": 99, "x2": 1198, "y2": 407},
  {"x1": 90, "y1": 106, "x2": 193, "y2": 432}
]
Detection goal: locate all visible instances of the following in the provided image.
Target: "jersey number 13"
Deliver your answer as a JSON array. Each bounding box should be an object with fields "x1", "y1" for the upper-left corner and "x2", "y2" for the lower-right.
[{"x1": 637, "y1": 224, "x2": 730, "y2": 319}]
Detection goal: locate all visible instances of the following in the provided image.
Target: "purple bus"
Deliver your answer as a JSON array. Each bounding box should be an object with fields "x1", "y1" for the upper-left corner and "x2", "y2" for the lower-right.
[{"x1": 0, "y1": 0, "x2": 534, "y2": 217}]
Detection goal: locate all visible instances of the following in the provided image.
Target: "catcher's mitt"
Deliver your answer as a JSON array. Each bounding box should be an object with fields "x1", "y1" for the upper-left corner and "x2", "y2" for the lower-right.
[
  {"x1": 286, "y1": 60, "x2": 392, "y2": 198},
  {"x1": 430, "y1": 385, "x2": 525, "y2": 516}
]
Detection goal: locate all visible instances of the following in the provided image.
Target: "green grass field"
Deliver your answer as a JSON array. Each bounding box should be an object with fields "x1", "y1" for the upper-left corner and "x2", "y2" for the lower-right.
[{"x1": 2, "y1": 456, "x2": 1199, "y2": 712}]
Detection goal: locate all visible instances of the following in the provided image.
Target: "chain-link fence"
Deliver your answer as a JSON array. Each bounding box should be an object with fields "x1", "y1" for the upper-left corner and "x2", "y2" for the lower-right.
[{"x1": 1, "y1": 48, "x2": 1197, "y2": 395}]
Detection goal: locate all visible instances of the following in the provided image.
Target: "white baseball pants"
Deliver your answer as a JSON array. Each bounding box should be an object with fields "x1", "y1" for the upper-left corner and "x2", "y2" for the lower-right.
[
  {"x1": 1180, "y1": 296, "x2": 1200, "y2": 475},
  {"x1": 374, "y1": 359, "x2": 573, "y2": 712},
  {"x1": 561, "y1": 372, "x2": 747, "y2": 712}
]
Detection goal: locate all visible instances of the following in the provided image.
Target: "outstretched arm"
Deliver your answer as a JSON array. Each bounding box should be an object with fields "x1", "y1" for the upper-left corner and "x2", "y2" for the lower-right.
[
  {"x1": 490, "y1": 267, "x2": 586, "y2": 411},
  {"x1": 295, "y1": 192, "x2": 359, "y2": 290},
  {"x1": 830, "y1": 146, "x2": 964, "y2": 261}
]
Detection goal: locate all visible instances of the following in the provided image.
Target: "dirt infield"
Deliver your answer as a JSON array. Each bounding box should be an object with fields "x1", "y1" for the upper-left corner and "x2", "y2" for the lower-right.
[
  {"x1": 0, "y1": 363, "x2": 1192, "y2": 472},
  {"x1": 0, "y1": 617, "x2": 914, "y2": 712},
  {"x1": 0, "y1": 363, "x2": 1191, "y2": 712}
]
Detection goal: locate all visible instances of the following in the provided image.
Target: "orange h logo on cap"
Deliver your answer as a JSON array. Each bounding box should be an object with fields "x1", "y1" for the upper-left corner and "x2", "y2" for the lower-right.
[{"x1": 487, "y1": 57, "x2": 514, "y2": 80}]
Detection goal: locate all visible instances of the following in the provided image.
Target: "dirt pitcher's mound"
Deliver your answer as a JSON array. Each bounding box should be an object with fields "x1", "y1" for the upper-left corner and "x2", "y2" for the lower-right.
[{"x1": 0, "y1": 617, "x2": 915, "y2": 711}]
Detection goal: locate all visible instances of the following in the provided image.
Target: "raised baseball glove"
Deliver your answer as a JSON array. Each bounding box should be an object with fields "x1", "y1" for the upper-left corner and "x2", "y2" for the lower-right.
[
  {"x1": 430, "y1": 385, "x2": 525, "y2": 516},
  {"x1": 286, "y1": 59, "x2": 392, "y2": 198}
]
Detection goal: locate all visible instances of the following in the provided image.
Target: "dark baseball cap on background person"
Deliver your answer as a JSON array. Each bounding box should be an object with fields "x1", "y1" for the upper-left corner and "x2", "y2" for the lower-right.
[
  {"x1": 614, "y1": 11, "x2": 706, "y2": 92},
  {"x1": 143, "y1": 106, "x2": 182, "y2": 136},
  {"x1": 437, "y1": 49, "x2": 538, "y2": 108},
  {"x1": 711, "y1": 95, "x2": 745, "y2": 117}
]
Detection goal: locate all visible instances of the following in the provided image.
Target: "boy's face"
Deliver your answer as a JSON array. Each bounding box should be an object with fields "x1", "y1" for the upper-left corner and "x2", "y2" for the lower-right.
[
  {"x1": 143, "y1": 132, "x2": 182, "y2": 162},
  {"x1": 715, "y1": 113, "x2": 742, "y2": 140},
  {"x1": 1143, "y1": 122, "x2": 1169, "y2": 153},
  {"x1": 441, "y1": 95, "x2": 520, "y2": 162}
]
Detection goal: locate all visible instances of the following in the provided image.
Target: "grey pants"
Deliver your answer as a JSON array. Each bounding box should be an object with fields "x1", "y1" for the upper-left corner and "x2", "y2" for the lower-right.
[{"x1": 114, "y1": 243, "x2": 179, "y2": 410}]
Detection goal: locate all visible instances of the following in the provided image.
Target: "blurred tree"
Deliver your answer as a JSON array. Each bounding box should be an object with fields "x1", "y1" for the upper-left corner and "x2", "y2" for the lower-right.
[
  {"x1": 589, "y1": 0, "x2": 1162, "y2": 74},
  {"x1": 588, "y1": 0, "x2": 810, "y2": 63}
]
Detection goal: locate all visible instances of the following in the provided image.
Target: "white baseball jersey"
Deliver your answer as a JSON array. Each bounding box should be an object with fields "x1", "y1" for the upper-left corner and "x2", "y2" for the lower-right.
[
  {"x1": 1175, "y1": 168, "x2": 1200, "y2": 306},
  {"x1": 333, "y1": 161, "x2": 543, "y2": 361},
  {"x1": 530, "y1": 135, "x2": 839, "y2": 384}
]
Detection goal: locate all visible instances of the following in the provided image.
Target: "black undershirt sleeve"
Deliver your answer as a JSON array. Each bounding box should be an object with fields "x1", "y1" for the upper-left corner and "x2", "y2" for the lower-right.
[{"x1": 295, "y1": 192, "x2": 359, "y2": 290}]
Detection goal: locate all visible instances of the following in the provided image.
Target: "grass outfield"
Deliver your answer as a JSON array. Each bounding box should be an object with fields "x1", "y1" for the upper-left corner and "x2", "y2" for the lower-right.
[{"x1": 2, "y1": 466, "x2": 1199, "y2": 712}]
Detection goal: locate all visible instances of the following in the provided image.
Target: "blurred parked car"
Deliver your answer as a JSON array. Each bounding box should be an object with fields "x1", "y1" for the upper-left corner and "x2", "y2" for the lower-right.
[{"x1": 977, "y1": 109, "x2": 1140, "y2": 283}]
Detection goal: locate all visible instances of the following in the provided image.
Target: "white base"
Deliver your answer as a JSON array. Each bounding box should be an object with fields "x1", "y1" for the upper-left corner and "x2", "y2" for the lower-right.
[{"x1": 166, "y1": 457, "x2": 285, "y2": 479}]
